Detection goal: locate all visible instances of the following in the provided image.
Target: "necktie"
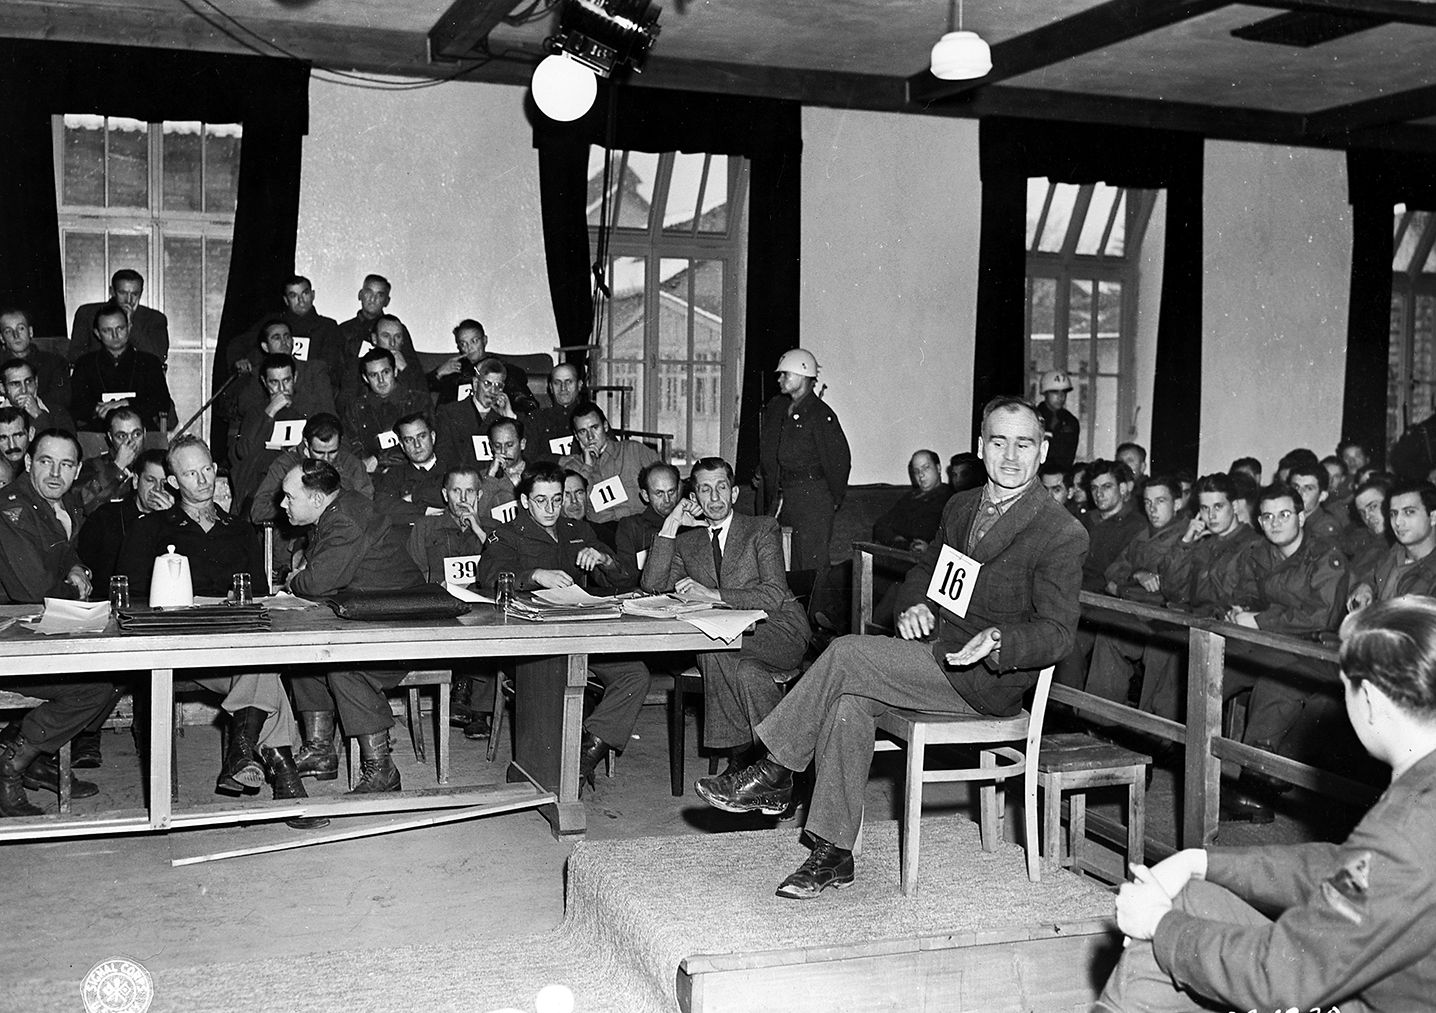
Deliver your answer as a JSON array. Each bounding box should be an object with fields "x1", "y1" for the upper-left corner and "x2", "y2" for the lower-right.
[{"x1": 711, "y1": 529, "x2": 723, "y2": 585}]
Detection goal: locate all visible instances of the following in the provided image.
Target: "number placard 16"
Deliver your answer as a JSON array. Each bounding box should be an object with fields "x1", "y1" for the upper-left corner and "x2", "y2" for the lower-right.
[{"x1": 925, "y1": 543, "x2": 982, "y2": 620}]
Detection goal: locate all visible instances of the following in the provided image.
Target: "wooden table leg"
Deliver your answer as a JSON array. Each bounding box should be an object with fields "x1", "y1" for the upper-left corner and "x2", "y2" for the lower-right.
[
  {"x1": 507, "y1": 653, "x2": 586, "y2": 839},
  {"x1": 150, "y1": 668, "x2": 174, "y2": 831}
]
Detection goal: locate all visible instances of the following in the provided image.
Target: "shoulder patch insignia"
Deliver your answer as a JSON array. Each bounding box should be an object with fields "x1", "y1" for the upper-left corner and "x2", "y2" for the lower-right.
[
  {"x1": 2, "y1": 508, "x2": 20, "y2": 524},
  {"x1": 1319, "y1": 850, "x2": 1371, "y2": 925}
]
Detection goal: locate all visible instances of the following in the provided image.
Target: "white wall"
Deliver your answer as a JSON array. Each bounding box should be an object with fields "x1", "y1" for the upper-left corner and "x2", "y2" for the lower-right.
[
  {"x1": 800, "y1": 108, "x2": 981, "y2": 485},
  {"x1": 296, "y1": 78, "x2": 555, "y2": 357},
  {"x1": 1199, "y1": 142, "x2": 1351, "y2": 475}
]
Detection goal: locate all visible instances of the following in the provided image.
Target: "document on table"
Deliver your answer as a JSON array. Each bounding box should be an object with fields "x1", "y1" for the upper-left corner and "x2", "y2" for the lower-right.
[
  {"x1": 257, "y1": 592, "x2": 320, "y2": 610},
  {"x1": 27, "y1": 598, "x2": 111, "y2": 635},
  {"x1": 443, "y1": 583, "x2": 494, "y2": 604},
  {"x1": 680, "y1": 609, "x2": 766, "y2": 645},
  {"x1": 533, "y1": 585, "x2": 612, "y2": 606}
]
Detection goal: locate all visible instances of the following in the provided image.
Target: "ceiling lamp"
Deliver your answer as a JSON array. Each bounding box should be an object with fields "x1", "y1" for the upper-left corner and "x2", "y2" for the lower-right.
[
  {"x1": 929, "y1": 0, "x2": 991, "y2": 81},
  {"x1": 531, "y1": 0, "x2": 663, "y2": 122}
]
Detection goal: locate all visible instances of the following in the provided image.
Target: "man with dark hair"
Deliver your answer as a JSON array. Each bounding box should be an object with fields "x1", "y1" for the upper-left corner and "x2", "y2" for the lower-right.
[
  {"x1": 0, "y1": 428, "x2": 111, "y2": 814},
  {"x1": 947, "y1": 451, "x2": 987, "y2": 493},
  {"x1": 1116, "y1": 441, "x2": 1148, "y2": 482},
  {"x1": 872, "y1": 449, "x2": 954, "y2": 553},
  {"x1": 1320, "y1": 453, "x2": 1350, "y2": 509},
  {"x1": 250, "y1": 413, "x2": 372, "y2": 524},
  {"x1": 0, "y1": 406, "x2": 33, "y2": 478},
  {"x1": 1338, "y1": 439, "x2": 1370, "y2": 478},
  {"x1": 1347, "y1": 480, "x2": 1436, "y2": 609},
  {"x1": 73, "y1": 407, "x2": 145, "y2": 514},
  {"x1": 69, "y1": 301, "x2": 173, "y2": 436},
  {"x1": 1, "y1": 357, "x2": 70, "y2": 432},
  {"x1": 561, "y1": 469, "x2": 589, "y2": 522},
  {"x1": 68, "y1": 269, "x2": 170, "y2": 364},
  {"x1": 370, "y1": 314, "x2": 427, "y2": 396},
  {"x1": 558, "y1": 403, "x2": 660, "y2": 528},
  {"x1": 1228, "y1": 457, "x2": 1262, "y2": 484},
  {"x1": 477, "y1": 462, "x2": 642, "y2": 787},
  {"x1": 696, "y1": 396, "x2": 1087, "y2": 899},
  {"x1": 436, "y1": 356, "x2": 521, "y2": 468},
  {"x1": 229, "y1": 345, "x2": 337, "y2": 509},
  {"x1": 1343, "y1": 474, "x2": 1393, "y2": 572},
  {"x1": 428, "y1": 318, "x2": 535, "y2": 412},
  {"x1": 1038, "y1": 463, "x2": 1070, "y2": 507},
  {"x1": 337, "y1": 274, "x2": 393, "y2": 402},
  {"x1": 2, "y1": 307, "x2": 71, "y2": 417},
  {"x1": 283, "y1": 458, "x2": 426, "y2": 793},
  {"x1": 343, "y1": 347, "x2": 432, "y2": 472},
  {"x1": 613, "y1": 462, "x2": 684, "y2": 589},
  {"x1": 1288, "y1": 460, "x2": 1342, "y2": 548},
  {"x1": 373, "y1": 412, "x2": 458, "y2": 524},
  {"x1": 527, "y1": 362, "x2": 588, "y2": 463},
  {"x1": 1275, "y1": 448, "x2": 1320, "y2": 484},
  {"x1": 486, "y1": 416, "x2": 528, "y2": 491},
  {"x1": 78, "y1": 447, "x2": 172, "y2": 592},
  {"x1": 642, "y1": 456, "x2": 812, "y2": 771}
]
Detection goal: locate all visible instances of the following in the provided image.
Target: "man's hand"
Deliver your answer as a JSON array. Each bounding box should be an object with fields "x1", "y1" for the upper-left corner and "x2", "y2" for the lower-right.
[
  {"x1": 234, "y1": 359, "x2": 254, "y2": 376},
  {"x1": 436, "y1": 355, "x2": 463, "y2": 378},
  {"x1": 582, "y1": 443, "x2": 600, "y2": 467},
  {"x1": 460, "y1": 512, "x2": 487, "y2": 543},
  {"x1": 909, "y1": 539, "x2": 928, "y2": 554},
  {"x1": 896, "y1": 603, "x2": 936, "y2": 641},
  {"x1": 532, "y1": 568, "x2": 574, "y2": 589},
  {"x1": 1142, "y1": 849, "x2": 1207, "y2": 900},
  {"x1": 13, "y1": 393, "x2": 40, "y2": 420},
  {"x1": 95, "y1": 398, "x2": 131, "y2": 419},
  {"x1": 67, "y1": 565, "x2": 92, "y2": 601},
  {"x1": 494, "y1": 391, "x2": 515, "y2": 419},
  {"x1": 1226, "y1": 607, "x2": 1259, "y2": 629},
  {"x1": 362, "y1": 454, "x2": 378, "y2": 473},
  {"x1": 1348, "y1": 582, "x2": 1374, "y2": 613},
  {"x1": 946, "y1": 626, "x2": 1000, "y2": 667},
  {"x1": 575, "y1": 547, "x2": 612, "y2": 571},
  {"x1": 675, "y1": 577, "x2": 721, "y2": 602},
  {"x1": 1134, "y1": 570, "x2": 1161, "y2": 593},
  {"x1": 113, "y1": 437, "x2": 140, "y2": 472},
  {"x1": 265, "y1": 392, "x2": 293, "y2": 418},
  {"x1": 1114, "y1": 865, "x2": 1174, "y2": 943},
  {"x1": 1182, "y1": 516, "x2": 1210, "y2": 544}
]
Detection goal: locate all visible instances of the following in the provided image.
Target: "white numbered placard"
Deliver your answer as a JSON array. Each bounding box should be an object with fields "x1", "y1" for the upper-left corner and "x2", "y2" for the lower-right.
[
  {"x1": 589, "y1": 475, "x2": 629, "y2": 512},
  {"x1": 925, "y1": 543, "x2": 981, "y2": 620},
  {"x1": 636, "y1": 549, "x2": 648, "y2": 570},
  {"x1": 549, "y1": 435, "x2": 575, "y2": 456},
  {"x1": 265, "y1": 418, "x2": 306, "y2": 450},
  {"x1": 357, "y1": 340, "x2": 374, "y2": 358},
  {"x1": 444, "y1": 554, "x2": 483, "y2": 586},
  {"x1": 376, "y1": 429, "x2": 399, "y2": 450},
  {"x1": 471, "y1": 435, "x2": 492, "y2": 461},
  {"x1": 456, "y1": 383, "x2": 473, "y2": 402},
  {"x1": 102, "y1": 391, "x2": 137, "y2": 404},
  {"x1": 290, "y1": 336, "x2": 310, "y2": 361},
  {"x1": 491, "y1": 500, "x2": 518, "y2": 524}
]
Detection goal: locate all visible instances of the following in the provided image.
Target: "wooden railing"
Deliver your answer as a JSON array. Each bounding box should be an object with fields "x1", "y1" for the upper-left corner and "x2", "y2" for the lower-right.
[{"x1": 852, "y1": 541, "x2": 1384, "y2": 848}]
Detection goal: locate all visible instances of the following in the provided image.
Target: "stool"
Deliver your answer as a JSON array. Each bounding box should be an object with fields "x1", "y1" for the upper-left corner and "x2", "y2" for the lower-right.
[
  {"x1": 0, "y1": 692, "x2": 73, "y2": 814},
  {"x1": 346, "y1": 670, "x2": 451, "y2": 788},
  {"x1": 1036, "y1": 732, "x2": 1150, "y2": 880}
]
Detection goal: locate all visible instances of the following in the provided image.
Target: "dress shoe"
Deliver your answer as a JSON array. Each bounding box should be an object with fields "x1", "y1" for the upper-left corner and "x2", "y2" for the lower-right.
[
  {"x1": 21, "y1": 750, "x2": 100, "y2": 799},
  {"x1": 348, "y1": 729, "x2": 401, "y2": 794},
  {"x1": 578, "y1": 730, "x2": 610, "y2": 792},
  {"x1": 717, "y1": 743, "x2": 762, "y2": 777},
  {"x1": 695, "y1": 757, "x2": 793, "y2": 816},
  {"x1": 775, "y1": 837, "x2": 855, "y2": 900},
  {"x1": 71, "y1": 730, "x2": 103, "y2": 769},
  {"x1": 294, "y1": 710, "x2": 339, "y2": 781},
  {"x1": 262, "y1": 746, "x2": 331, "y2": 830},
  {"x1": 216, "y1": 707, "x2": 266, "y2": 796},
  {"x1": 463, "y1": 713, "x2": 493, "y2": 741}
]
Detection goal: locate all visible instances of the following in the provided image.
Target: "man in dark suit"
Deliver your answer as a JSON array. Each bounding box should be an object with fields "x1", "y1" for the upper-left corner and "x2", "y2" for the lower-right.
[
  {"x1": 642, "y1": 456, "x2": 811, "y2": 766},
  {"x1": 696, "y1": 396, "x2": 1088, "y2": 899}
]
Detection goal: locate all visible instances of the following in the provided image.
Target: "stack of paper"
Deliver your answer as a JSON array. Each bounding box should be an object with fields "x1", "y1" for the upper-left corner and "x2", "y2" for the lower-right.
[
  {"x1": 505, "y1": 589, "x2": 621, "y2": 622},
  {"x1": 680, "y1": 608, "x2": 767, "y2": 644},
  {"x1": 621, "y1": 594, "x2": 720, "y2": 619},
  {"x1": 26, "y1": 598, "x2": 111, "y2": 635}
]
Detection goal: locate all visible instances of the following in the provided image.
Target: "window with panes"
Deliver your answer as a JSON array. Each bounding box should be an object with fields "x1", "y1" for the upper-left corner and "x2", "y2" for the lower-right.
[
  {"x1": 1388, "y1": 205, "x2": 1436, "y2": 448},
  {"x1": 1024, "y1": 179, "x2": 1155, "y2": 461},
  {"x1": 54, "y1": 114, "x2": 240, "y2": 442},
  {"x1": 586, "y1": 149, "x2": 749, "y2": 466}
]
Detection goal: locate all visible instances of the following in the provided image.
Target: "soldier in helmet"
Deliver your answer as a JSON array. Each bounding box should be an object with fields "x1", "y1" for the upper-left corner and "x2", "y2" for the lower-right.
[
  {"x1": 1036, "y1": 370, "x2": 1080, "y2": 473},
  {"x1": 757, "y1": 348, "x2": 851, "y2": 572}
]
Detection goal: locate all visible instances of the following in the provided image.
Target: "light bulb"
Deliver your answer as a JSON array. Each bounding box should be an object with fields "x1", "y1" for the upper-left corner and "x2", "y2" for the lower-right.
[{"x1": 532, "y1": 53, "x2": 598, "y2": 122}]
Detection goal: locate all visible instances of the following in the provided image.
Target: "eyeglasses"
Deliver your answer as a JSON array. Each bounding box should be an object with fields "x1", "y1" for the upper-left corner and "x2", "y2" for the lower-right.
[
  {"x1": 1258, "y1": 509, "x2": 1296, "y2": 525},
  {"x1": 477, "y1": 379, "x2": 505, "y2": 392}
]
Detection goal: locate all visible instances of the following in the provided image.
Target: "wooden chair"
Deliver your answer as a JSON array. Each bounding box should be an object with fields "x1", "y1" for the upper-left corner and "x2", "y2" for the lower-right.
[
  {"x1": 1036, "y1": 732, "x2": 1150, "y2": 881},
  {"x1": 346, "y1": 670, "x2": 451, "y2": 787},
  {"x1": 867, "y1": 665, "x2": 1056, "y2": 895},
  {"x1": 0, "y1": 692, "x2": 72, "y2": 814}
]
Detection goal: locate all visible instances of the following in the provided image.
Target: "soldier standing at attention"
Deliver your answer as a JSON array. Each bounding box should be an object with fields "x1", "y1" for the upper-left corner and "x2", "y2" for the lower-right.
[
  {"x1": 757, "y1": 349, "x2": 850, "y2": 573},
  {"x1": 1036, "y1": 370, "x2": 1080, "y2": 473}
]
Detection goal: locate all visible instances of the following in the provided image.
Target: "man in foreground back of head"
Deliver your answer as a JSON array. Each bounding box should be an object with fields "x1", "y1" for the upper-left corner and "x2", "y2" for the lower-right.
[{"x1": 696, "y1": 396, "x2": 1087, "y2": 899}]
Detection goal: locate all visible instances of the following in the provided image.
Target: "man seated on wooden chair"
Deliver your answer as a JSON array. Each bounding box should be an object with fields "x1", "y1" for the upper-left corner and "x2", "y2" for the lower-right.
[
  {"x1": 641, "y1": 456, "x2": 811, "y2": 773},
  {"x1": 695, "y1": 396, "x2": 1087, "y2": 899},
  {"x1": 282, "y1": 459, "x2": 426, "y2": 793},
  {"x1": 0, "y1": 428, "x2": 113, "y2": 815},
  {"x1": 115, "y1": 436, "x2": 326, "y2": 826}
]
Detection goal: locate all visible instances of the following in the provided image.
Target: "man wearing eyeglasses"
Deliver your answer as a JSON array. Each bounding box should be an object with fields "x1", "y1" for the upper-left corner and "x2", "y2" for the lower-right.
[
  {"x1": 1219, "y1": 481, "x2": 1349, "y2": 823},
  {"x1": 435, "y1": 357, "x2": 522, "y2": 469}
]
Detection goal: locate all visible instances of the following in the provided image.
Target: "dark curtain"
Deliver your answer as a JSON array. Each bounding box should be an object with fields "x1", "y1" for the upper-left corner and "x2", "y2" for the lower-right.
[
  {"x1": 1343, "y1": 149, "x2": 1436, "y2": 462},
  {"x1": 531, "y1": 85, "x2": 802, "y2": 484},
  {"x1": 975, "y1": 118, "x2": 1204, "y2": 472},
  {"x1": 0, "y1": 39, "x2": 309, "y2": 420}
]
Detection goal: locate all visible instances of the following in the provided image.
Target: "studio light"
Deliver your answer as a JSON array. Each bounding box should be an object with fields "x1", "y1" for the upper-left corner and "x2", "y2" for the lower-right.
[
  {"x1": 531, "y1": 0, "x2": 663, "y2": 121},
  {"x1": 929, "y1": 0, "x2": 991, "y2": 81}
]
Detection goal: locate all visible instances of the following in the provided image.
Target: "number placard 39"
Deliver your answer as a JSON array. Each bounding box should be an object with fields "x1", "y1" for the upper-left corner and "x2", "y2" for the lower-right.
[
  {"x1": 925, "y1": 544, "x2": 981, "y2": 620},
  {"x1": 444, "y1": 554, "x2": 482, "y2": 586}
]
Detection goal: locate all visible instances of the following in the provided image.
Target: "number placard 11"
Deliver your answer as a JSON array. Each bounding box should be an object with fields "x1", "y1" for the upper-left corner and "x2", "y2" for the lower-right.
[
  {"x1": 589, "y1": 475, "x2": 628, "y2": 512},
  {"x1": 925, "y1": 544, "x2": 981, "y2": 620}
]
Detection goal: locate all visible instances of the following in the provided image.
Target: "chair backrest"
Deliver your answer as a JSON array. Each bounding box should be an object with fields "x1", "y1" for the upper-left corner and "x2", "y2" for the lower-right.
[{"x1": 1023, "y1": 665, "x2": 1057, "y2": 758}]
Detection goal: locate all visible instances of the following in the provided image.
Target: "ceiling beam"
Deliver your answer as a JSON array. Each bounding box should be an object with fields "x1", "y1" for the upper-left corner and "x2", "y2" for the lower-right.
[
  {"x1": 907, "y1": 0, "x2": 1233, "y2": 107},
  {"x1": 1305, "y1": 82, "x2": 1436, "y2": 138},
  {"x1": 429, "y1": 0, "x2": 523, "y2": 63},
  {"x1": 1246, "y1": 0, "x2": 1436, "y2": 27}
]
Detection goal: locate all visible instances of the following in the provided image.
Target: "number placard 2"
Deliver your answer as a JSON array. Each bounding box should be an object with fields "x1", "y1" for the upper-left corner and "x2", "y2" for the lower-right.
[
  {"x1": 456, "y1": 383, "x2": 472, "y2": 402},
  {"x1": 471, "y1": 435, "x2": 493, "y2": 461},
  {"x1": 376, "y1": 429, "x2": 399, "y2": 450},
  {"x1": 589, "y1": 475, "x2": 628, "y2": 513},
  {"x1": 925, "y1": 543, "x2": 981, "y2": 620},
  {"x1": 290, "y1": 336, "x2": 310, "y2": 361},
  {"x1": 444, "y1": 554, "x2": 482, "y2": 586}
]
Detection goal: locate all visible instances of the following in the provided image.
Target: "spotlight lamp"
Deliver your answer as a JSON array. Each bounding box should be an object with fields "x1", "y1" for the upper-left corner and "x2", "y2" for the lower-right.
[{"x1": 531, "y1": 0, "x2": 663, "y2": 121}]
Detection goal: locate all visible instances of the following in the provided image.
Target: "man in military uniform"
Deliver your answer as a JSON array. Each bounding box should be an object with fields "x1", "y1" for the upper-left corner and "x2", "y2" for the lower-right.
[
  {"x1": 229, "y1": 345, "x2": 337, "y2": 510},
  {"x1": 1289, "y1": 460, "x2": 1342, "y2": 550},
  {"x1": 69, "y1": 302, "x2": 173, "y2": 439},
  {"x1": 342, "y1": 348, "x2": 432, "y2": 472},
  {"x1": 428, "y1": 318, "x2": 536, "y2": 413},
  {"x1": 283, "y1": 459, "x2": 426, "y2": 793},
  {"x1": 756, "y1": 348, "x2": 850, "y2": 573},
  {"x1": 69, "y1": 269, "x2": 170, "y2": 365},
  {"x1": 250, "y1": 414, "x2": 372, "y2": 525},
  {"x1": 73, "y1": 407, "x2": 145, "y2": 515},
  {"x1": 526, "y1": 363, "x2": 588, "y2": 463},
  {"x1": 558, "y1": 404, "x2": 659, "y2": 530},
  {"x1": 0, "y1": 407, "x2": 29, "y2": 480},
  {"x1": 2, "y1": 307, "x2": 71, "y2": 417},
  {"x1": 1035, "y1": 369, "x2": 1079, "y2": 473},
  {"x1": 1347, "y1": 480, "x2": 1436, "y2": 610},
  {"x1": 0, "y1": 429, "x2": 111, "y2": 815}
]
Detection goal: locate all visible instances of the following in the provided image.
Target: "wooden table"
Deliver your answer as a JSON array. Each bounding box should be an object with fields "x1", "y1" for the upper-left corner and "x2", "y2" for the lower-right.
[{"x1": 0, "y1": 603, "x2": 730, "y2": 842}]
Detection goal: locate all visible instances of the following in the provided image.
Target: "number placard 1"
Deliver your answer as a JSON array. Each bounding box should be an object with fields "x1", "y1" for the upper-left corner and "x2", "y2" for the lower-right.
[
  {"x1": 290, "y1": 336, "x2": 310, "y2": 361},
  {"x1": 549, "y1": 435, "x2": 575, "y2": 456},
  {"x1": 471, "y1": 435, "x2": 493, "y2": 460},
  {"x1": 589, "y1": 475, "x2": 628, "y2": 513},
  {"x1": 102, "y1": 391, "x2": 137, "y2": 404},
  {"x1": 925, "y1": 543, "x2": 981, "y2": 620},
  {"x1": 490, "y1": 500, "x2": 517, "y2": 524},
  {"x1": 636, "y1": 549, "x2": 648, "y2": 570},
  {"x1": 265, "y1": 418, "x2": 306, "y2": 450},
  {"x1": 444, "y1": 554, "x2": 482, "y2": 586},
  {"x1": 456, "y1": 383, "x2": 472, "y2": 402}
]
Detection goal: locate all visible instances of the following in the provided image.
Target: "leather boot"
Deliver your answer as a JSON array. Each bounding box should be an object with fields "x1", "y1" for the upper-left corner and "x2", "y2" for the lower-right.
[
  {"x1": 294, "y1": 710, "x2": 339, "y2": 781},
  {"x1": 216, "y1": 707, "x2": 266, "y2": 796},
  {"x1": 71, "y1": 730, "x2": 103, "y2": 769},
  {"x1": 0, "y1": 732, "x2": 45, "y2": 817},
  {"x1": 23, "y1": 751, "x2": 100, "y2": 798},
  {"x1": 578, "y1": 730, "x2": 611, "y2": 793},
  {"x1": 261, "y1": 746, "x2": 331, "y2": 831},
  {"x1": 348, "y1": 729, "x2": 401, "y2": 794}
]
